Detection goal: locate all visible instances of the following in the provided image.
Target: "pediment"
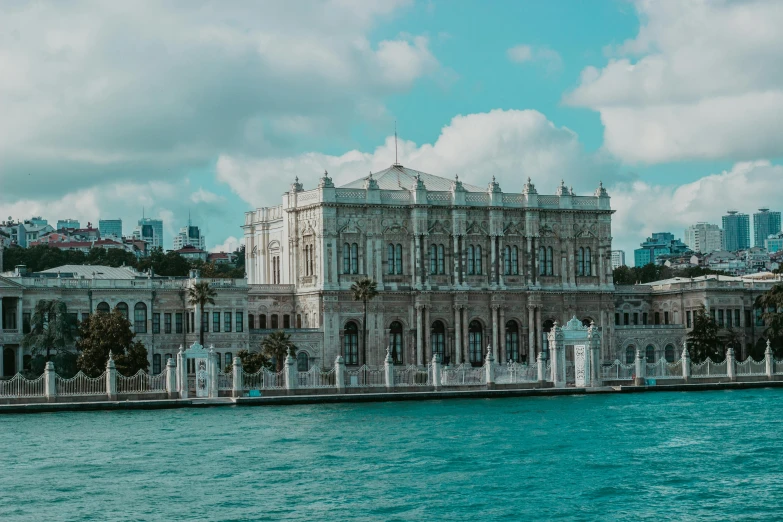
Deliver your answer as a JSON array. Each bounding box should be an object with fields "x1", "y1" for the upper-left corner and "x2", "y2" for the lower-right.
[
  {"x1": 428, "y1": 220, "x2": 450, "y2": 235},
  {"x1": 465, "y1": 221, "x2": 487, "y2": 235},
  {"x1": 0, "y1": 276, "x2": 25, "y2": 289}
]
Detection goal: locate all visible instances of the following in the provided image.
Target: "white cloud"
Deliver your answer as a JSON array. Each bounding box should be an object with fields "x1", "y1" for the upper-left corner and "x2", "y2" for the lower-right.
[
  {"x1": 507, "y1": 44, "x2": 562, "y2": 73},
  {"x1": 610, "y1": 160, "x2": 783, "y2": 261},
  {"x1": 210, "y1": 236, "x2": 244, "y2": 254},
  {"x1": 565, "y1": 0, "x2": 783, "y2": 163},
  {"x1": 190, "y1": 189, "x2": 225, "y2": 205},
  {"x1": 217, "y1": 109, "x2": 618, "y2": 208}
]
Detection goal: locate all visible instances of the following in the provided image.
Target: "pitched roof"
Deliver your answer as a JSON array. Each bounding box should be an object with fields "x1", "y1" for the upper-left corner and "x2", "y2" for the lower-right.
[
  {"x1": 340, "y1": 164, "x2": 484, "y2": 192},
  {"x1": 38, "y1": 265, "x2": 142, "y2": 279}
]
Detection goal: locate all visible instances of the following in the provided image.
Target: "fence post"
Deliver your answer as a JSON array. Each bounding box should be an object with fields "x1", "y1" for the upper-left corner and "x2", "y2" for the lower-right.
[
  {"x1": 485, "y1": 345, "x2": 495, "y2": 389},
  {"x1": 232, "y1": 357, "x2": 243, "y2": 398},
  {"x1": 209, "y1": 346, "x2": 218, "y2": 399},
  {"x1": 432, "y1": 354, "x2": 442, "y2": 390},
  {"x1": 634, "y1": 349, "x2": 646, "y2": 386},
  {"x1": 384, "y1": 348, "x2": 394, "y2": 391},
  {"x1": 537, "y1": 352, "x2": 545, "y2": 384},
  {"x1": 335, "y1": 355, "x2": 345, "y2": 392},
  {"x1": 44, "y1": 361, "x2": 56, "y2": 401},
  {"x1": 726, "y1": 346, "x2": 736, "y2": 382},
  {"x1": 284, "y1": 348, "x2": 297, "y2": 392},
  {"x1": 166, "y1": 357, "x2": 177, "y2": 399},
  {"x1": 106, "y1": 351, "x2": 117, "y2": 400},
  {"x1": 681, "y1": 343, "x2": 691, "y2": 382},
  {"x1": 765, "y1": 340, "x2": 774, "y2": 379},
  {"x1": 177, "y1": 345, "x2": 188, "y2": 399}
]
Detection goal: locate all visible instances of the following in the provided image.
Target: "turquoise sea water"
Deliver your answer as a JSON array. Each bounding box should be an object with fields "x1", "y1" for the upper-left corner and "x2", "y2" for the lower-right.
[{"x1": 1, "y1": 389, "x2": 782, "y2": 521}]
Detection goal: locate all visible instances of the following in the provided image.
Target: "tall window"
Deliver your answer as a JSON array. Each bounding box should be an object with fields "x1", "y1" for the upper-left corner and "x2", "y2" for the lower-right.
[
  {"x1": 469, "y1": 320, "x2": 483, "y2": 366},
  {"x1": 429, "y1": 244, "x2": 437, "y2": 275},
  {"x1": 152, "y1": 313, "x2": 160, "y2": 334},
  {"x1": 585, "y1": 247, "x2": 591, "y2": 276},
  {"x1": 248, "y1": 314, "x2": 255, "y2": 330},
  {"x1": 225, "y1": 352, "x2": 232, "y2": 369},
  {"x1": 344, "y1": 322, "x2": 359, "y2": 365},
  {"x1": 431, "y1": 321, "x2": 445, "y2": 363},
  {"x1": 686, "y1": 310, "x2": 692, "y2": 328},
  {"x1": 437, "y1": 244, "x2": 445, "y2": 274},
  {"x1": 388, "y1": 244, "x2": 395, "y2": 274},
  {"x1": 350, "y1": 243, "x2": 358, "y2": 274},
  {"x1": 235, "y1": 312, "x2": 243, "y2": 332},
  {"x1": 224, "y1": 312, "x2": 232, "y2": 333},
  {"x1": 133, "y1": 303, "x2": 147, "y2": 333},
  {"x1": 261, "y1": 314, "x2": 268, "y2": 329},
  {"x1": 475, "y1": 245, "x2": 482, "y2": 275},
  {"x1": 505, "y1": 320, "x2": 519, "y2": 362},
  {"x1": 576, "y1": 248, "x2": 584, "y2": 276},
  {"x1": 274, "y1": 256, "x2": 281, "y2": 284},
  {"x1": 665, "y1": 344, "x2": 675, "y2": 363},
  {"x1": 626, "y1": 346, "x2": 635, "y2": 364},
  {"x1": 153, "y1": 354, "x2": 161, "y2": 375},
  {"x1": 283, "y1": 314, "x2": 291, "y2": 329},
  {"x1": 97, "y1": 302, "x2": 110, "y2": 314},
  {"x1": 546, "y1": 247, "x2": 553, "y2": 275},
  {"x1": 646, "y1": 345, "x2": 655, "y2": 363},
  {"x1": 504, "y1": 245, "x2": 519, "y2": 275},
  {"x1": 213, "y1": 311, "x2": 221, "y2": 333},
  {"x1": 389, "y1": 321, "x2": 403, "y2": 364},
  {"x1": 116, "y1": 302, "x2": 129, "y2": 321},
  {"x1": 164, "y1": 313, "x2": 172, "y2": 334},
  {"x1": 467, "y1": 246, "x2": 475, "y2": 275},
  {"x1": 539, "y1": 247, "x2": 546, "y2": 276},
  {"x1": 343, "y1": 243, "x2": 350, "y2": 274},
  {"x1": 297, "y1": 352, "x2": 309, "y2": 371},
  {"x1": 504, "y1": 245, "x2": 511, "y2": 275}
]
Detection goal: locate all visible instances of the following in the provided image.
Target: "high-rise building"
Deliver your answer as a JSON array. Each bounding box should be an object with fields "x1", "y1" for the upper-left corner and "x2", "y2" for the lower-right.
[
  {"x1": 683, "y1": 222, "x2": 722, "y2": 253},
  {"x1": 133, "y1": 217, "x2": 163, "y2": 249},
  {"x1": 753, "y1": 208, "x2": 781, "y2": 247},
  {"x1": 722, "y1": 211, "x2": 750, "y2": 252},
  {"x1": 56, "y1": 219, "x2": 81, "y2": 231},
  {"x1": 99, "y1": 219, "x2": 123, "y2": 239},
  {"x1": 172, "y1": 224, "x2": 206, "y2": 251},
  {"x1": 633, "y1": 232, "x2": 690, "y2": 267},
  {"x1": 611, "y1": 250, "x2": 626, "y2": 269}
]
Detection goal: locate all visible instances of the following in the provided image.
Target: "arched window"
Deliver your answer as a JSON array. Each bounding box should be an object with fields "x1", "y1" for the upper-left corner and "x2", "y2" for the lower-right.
[
  {"x1": 350, "y1": 243, "x2": 358, "y2": 274},
  {"x1": 576, "y1": 248, "x2": 584, "y2": 276},
  {"x1": 271, "y1": 314, "x2": 279, "y2": 329},
  {"x1": 395, "y1": 244, "x2": 403, "y2": 274},
  {"x1": 344, "y1": 322, "x2": 359, "y2": 365},
  {"x1": 467, "y1": 245, "x2": 475, "y2": 275},
  {"x1": 387, "y1": 244, "x2": 395, "y2": 274},
  {"x1": 511, "y1": 246, "x2": 519, "y2": 275},
  {"x1": 429, "y1": 244, "x2": 437, "y2": 275},
  {"x1": 585, "y1": 247, "x2": 592, "y2": 276},
  {"x1": 437, "y1": 244, "x2": 445, "y2": 274},
  {"x1": 431, "y1": 321, "x2": 445, "y2": 363},
  {"x1": 543, "y1": 319, "x2": 555, "y2": 333},
  {"x1": 225, "y1": 352, "x2": 233, "y2": 369},
  {"x1": 582, "y1": 318, "x2": 593, "y2": 327},
  {"x1": 259, "y1": 314, "x2": 267, "y2": 329},
  {"x1": 248, "y1": 314, "x2": 255, "y2": 330},
  {"x1": 468, "y1": 320, "x2": 483, "y2": 366},
  {"x1": 546, "y1": 247, "x2": 553, "y2": 275},
  {"x1": 216, "y1": 352, "x2": 222, "y2": 369},
  {"x1": 389, "y1": 321, "x2": 403, "y2": 364},
  {"x1": 133, "y1": 302, "x2": 147, "y2": 333},
  {"x1": 475, "y1": 246, "x2": 482, "y2": 274},
  {"x1": 116, "y1": 302, "x2": 129, "y2": 321},
  {"x1": 665, "y1": 344, "x2": 675, "y2": 363},
  {"x1": 505, "y1": 320, "x2": 519, "y2": 362},
  {"x1": 626, "y1": 346, "x2": 635, "y2": 364},
  {"x1": 504, "y1": 246, "x2": 511, "y2": 275},
  {"x1": 297, "y1": 351, "x2": 309, "y2": 372},
  {"x1": 342, "y1": 243, "x2": 350, "y2": 274},
  {"x1": 96, "y1": 302, "x2": 110, "y2": 314},
  {"x1": 539, "y1": 246, "x2": 546, "y2": 276},
  {"x1": 296, "y1": 314, "x2": 302, "y2": 329},
  {"x1": 646, "y1": 345, "x2": 655, "y2": 364}
]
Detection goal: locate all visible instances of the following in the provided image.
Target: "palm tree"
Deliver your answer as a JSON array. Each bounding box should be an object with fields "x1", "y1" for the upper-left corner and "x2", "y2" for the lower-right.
[
  {"x1": 261, "y1": 331, "x2": 297, "y2": 371},
  {"x1": 22, "y1": 299, "x2": 75, "y2": 362},
  {"x1": 350, "y1": 278, "x2": 378, "y2": 365},
  {"x1": 188, "y1": 281, "x2": 217, "y2": 347}
]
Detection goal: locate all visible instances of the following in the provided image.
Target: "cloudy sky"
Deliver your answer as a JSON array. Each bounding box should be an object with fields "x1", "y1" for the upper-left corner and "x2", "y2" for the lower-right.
[{"x1": 2, "y1": 0, "x2": 782, "y2": 263}]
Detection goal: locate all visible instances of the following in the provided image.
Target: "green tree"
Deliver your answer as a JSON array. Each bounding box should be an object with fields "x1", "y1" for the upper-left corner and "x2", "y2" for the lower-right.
[
  {"x1": 261, "y1": 331, "x2": 297, "y2": 371},
  {"x1": 22, "y1": 299, "x2": 76, "y2": 362},
  {"x1": 754, "y1": 284, "x2": 783, "y2": 358},
  {"x1": 687, "y1": 307, "x2": 722, "y2": 363},
  {"x1": 188, "y1": 281, "x2": 217, "y2": 347},
  {"x1": 350, "y1": 278, "x2": 378, "y2": 365},
  {"x1": 231, "y1": 349, "x2": 271, "y2": 373},
  {"x1": 76, "y1": 309, "x2": 149, "y2": 377}
]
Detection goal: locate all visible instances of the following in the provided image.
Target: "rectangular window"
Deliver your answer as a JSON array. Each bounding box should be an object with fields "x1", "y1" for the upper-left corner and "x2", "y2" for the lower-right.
[
  {"x1": 686, "y1": 310, "x2": 692, "y2": 328},
  {"x1": 642, "y1": 313, "x2": 648, "y2": 326},
  {"x1": 633, "y1": 313, "x2": 638, "y2": 325},
  {"x1": 176, "y1": 313, "x2": 183, "y2": 334},
  {"x1": 213, "y1": 311, "x2": 221, "y2": 333},
  {"x1": 735, "y1": 309, "x2": 741, "y2": 328},
  {"x1": 81, "y1": 312, "x2": 89, "y2": 324},
  {"x1": 710, "y1": 309, "x2": 716, "y2": 323},
  {"x1": 726, "y1": 310, "x2": 732, "y2": 328},
  {"x1": 236, "y1": 312, "x2": 243, "y2": 333},
  {"x1": 615, "y1": 313, "x2": 620, "y2": 326},
  {"x1": 717, "y1": 309, "x2": 724, "y2": 327},
  {"x1": 664, "y1": 311, "x2": 669, "y2": 325},
  {"x1": 745, "y1": 310, "x2": 752, "y2": 328},
  {"x1": 202, "y1": 312, "x2": 209, "y2": 332},
  {"x1": 153, "y1": 354, "x2": 161, "y2": 375},
  {"x1": 164, "y1": 313, "x2": 172, "y2": 334},
  {"x1": 260, "y1": 314, "x2": 267, "y2": 329},
  {"x1": 185, "y1": 312, "x2": 190, "y2": 333},
  {"x1": 134, "y1": 309, "x2": 147, "y2": 334},
  {"x1": 755, "y1": 308, "x2": 764, "y2": 327},
  {"x1": 623, "y1": 313, "x2": 629, "y2": 326},
  {"x1": 224, "y1": 312, "x2": 232, "y2": 333},
  {"x1": 23, "y1": 312, "x2": 31, "y2": 334},
  {"x1": 283, "y1": 314, "x2": 291, "y2": 329},
  {"x1": 654, "y1": 312, "x2": 660, "y2": 325},
  {"x1": 271, "y1": 314, "x2": 279, "y2": 329},
  {"x1": 152, "y1": 313, "x2": 160, "y2": 334}
]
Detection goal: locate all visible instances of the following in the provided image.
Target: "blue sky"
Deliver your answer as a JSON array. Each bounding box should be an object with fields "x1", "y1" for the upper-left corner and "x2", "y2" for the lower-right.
[{"x1": 2, "y1": 0, "x2": 783, "y2": 264}]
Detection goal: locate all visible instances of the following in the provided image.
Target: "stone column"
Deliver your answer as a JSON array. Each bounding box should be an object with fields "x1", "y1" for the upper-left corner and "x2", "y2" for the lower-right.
[
  {"x1": 490, "y1": 237, "x2": 497, "y2": 287},
  {"x1": 682, "y1": 342, "x2": 691, "y2": 382},
  {"x1": 232, "y1": 356, "x2": 243, "y2": 398},
  {"x1": 209, "y1": 347, "x2": 218, "y2": 398},
  {"x1": 462, "y1": 310, "x2": 469, "y2": 365},
  {"x1": 17, "y1": 297, "x2": 23, "y2": 333},
  {"x1": 535, "y1": 307, "x2": 542, "y2": 358},
  {"x1": 537, "y1": 351, "x2": 545, "y2": 383},
  {"x1": 634, "y1": 349, "x2": 646, "y2": 386},
  {"x1": 44, "y1": 361, "x2": 56, "y2": 401},
  {"x1": 424, "y1": 306, "x2": 431, "y2": 364},
  {"x1": 765, "y1": 340, "x2": 773, "y2": 379},
  {"x1": 0, "y1": 344, "x2": 3, "y2": 377},
  {"x1": 485, "y1": 346, "x2": 495, "y2": 388},
  {"x1": 497, "y1": 236, "x2": 504, "y2": 288},
  {"x1": 726, "y1": 346, "x2": 736, "y2": 381},
  {"x1": 452, "y1": 236, "x2": 460, "y2": 286},
  {"x1": 454, "y1": 305, "x2": 462, "y2": 365},
  {"x1": 17, "y1": 345, "x2": 23, "y2": 373},
  {"x1": 335, "y1": 355, "x2": 345, "y2": 392},
  {"x1": 414, "y1": 235, "x2": 421, "y2": 289},
  {"x1": 432, "y1": 354, "x2": 442, "y2": 390},
  {"x1": 384, "y1": 348, "x2": 394, "y2": 390},
  {"x1": 0, "y1": 297, "x2": 3, "y2": 331},
  {"x1": 166, "y1": 357, "x2": 177, "y2": 399},
  {"x1": 527, "y1": 305, "x2": 536, "y2": 365},
  {"x1": 284, "y1": 348, "x2": 297, "y2": 391},
  {"x1": 499, "y1": 307, "x2": 506, "y2": 362},
  {"x1": 106, "y1": 352, "x2": 117, "y2": 400},
  {"x1": 491, "y1": 305, "x2": 499, "y2": 361},
  {"x1": 177, "y1": 346, "x2": 187, "y2": 399},
  {"x1": 525, "y1": 237, "x2": 533, "y2": 286},
  {"x1": 416, "y1": 305, "x2": 424, "y2": 366}
]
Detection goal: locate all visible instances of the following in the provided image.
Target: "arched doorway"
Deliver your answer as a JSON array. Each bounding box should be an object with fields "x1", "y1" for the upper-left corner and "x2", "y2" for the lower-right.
[
  {"x1": 431, "y1": 321, "x2": 445, "y2": 364},
  {"x1": 468, "y1": 320, "x2": 483, "y2": 366},
  {"x1": 581, "y1": 317, "x2": 593, "y2": 327},
  {"x1": 645, "y1": 345, "x2": 655, "y2": 363},
  {"x1": 297, "y1": 351, "x2": 309, "y2": 371},
  {"x1": 665, "y1": 344, "x2": 675, "y2": 363},
  {"x1": 505, "y1": 320, "x2": 520, "y2": 362},
  {"x1": 389, "y1": 321, "x2": 404, "y2": 364},
  {"x1": 625, "y1": 345, "x2": 635, "y2": 364},
  {"x1": 3, "y1": 348, "x2": 15, "y2": 377},
  {"x1": 343, "y1": 322, "x2": 359, "y2": 366}
]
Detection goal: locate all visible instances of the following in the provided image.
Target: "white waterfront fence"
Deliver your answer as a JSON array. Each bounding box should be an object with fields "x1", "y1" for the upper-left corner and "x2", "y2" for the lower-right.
[
  {"x1": 116, "y1": 370, "x2": 167, "y2": 394},
  {"x1": 441, "y1": 364, "x2": 486, "y2": 386},
  {"x1": 57, "y1": 371, "x2": 107, "y2": 396},
  {"x1": 494, "y1": 362, "x2": 537, "y2": 384}
]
